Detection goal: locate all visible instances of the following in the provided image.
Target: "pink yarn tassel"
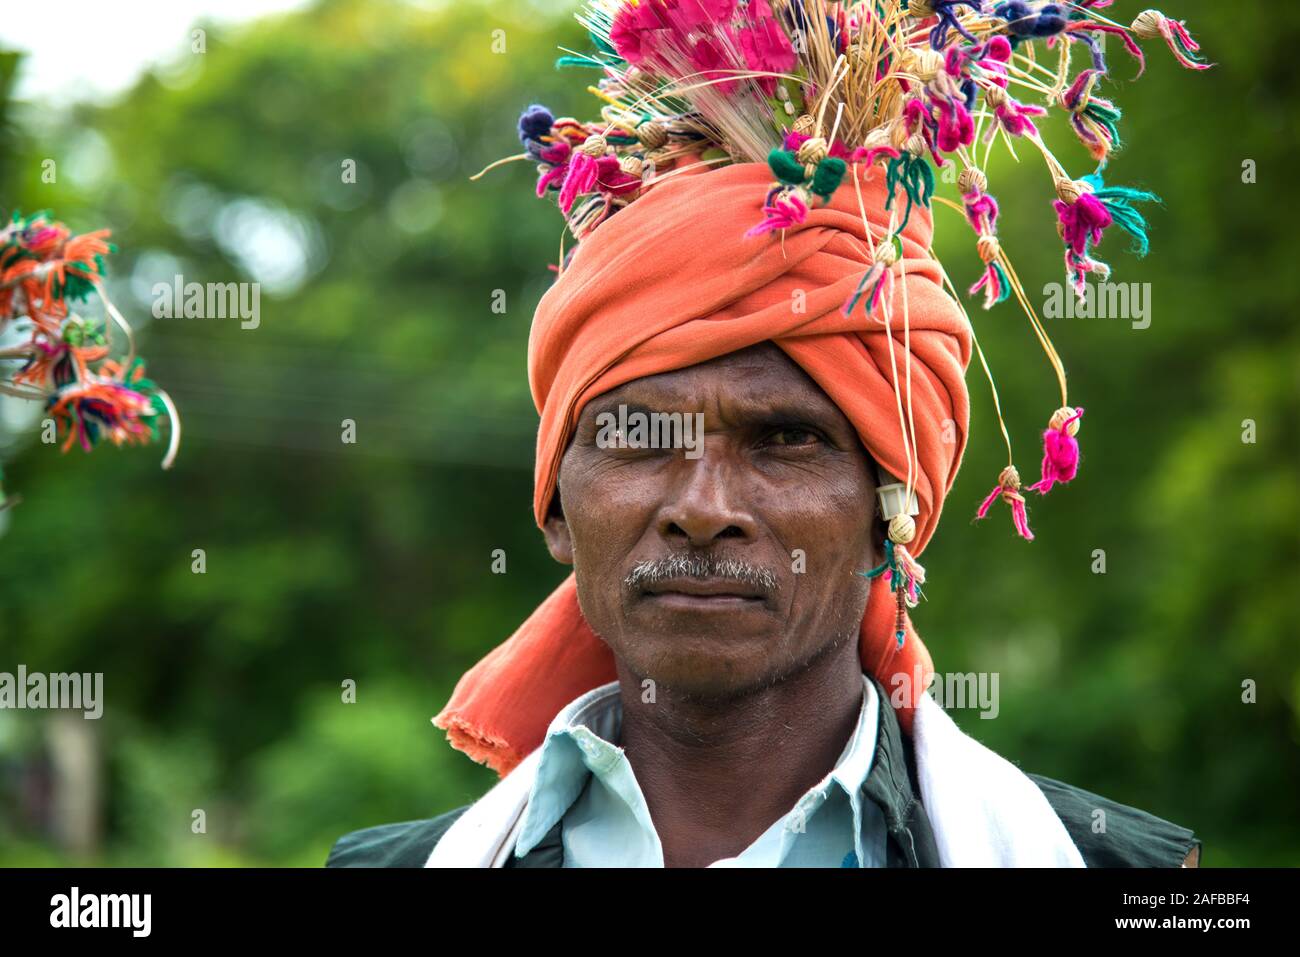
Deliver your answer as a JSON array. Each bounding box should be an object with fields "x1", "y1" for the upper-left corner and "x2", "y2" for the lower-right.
[
  {"x1": 745, "y1": 191, "x2": 809, "y2": 238},
  {"x1": 841, "y1": 260, "x2": 894, "y2": 317},
  {"x1": 989, "y1": 96, "x2": 1046, "y2": 140},
  {"x1": 535, "y1": 141, "x2": 571, "y2": 197},
  {"x1": 865, "y1": 265, "x2": 894, "y2": 314},
  {"x1": 1063, "y1": 247, "x2": 1109, "y2": 298},
  {"x1": 894, "y1": 543, "x2": 926, "y2": 605},
  {"x1": 854, "y1": 145, "x2": 901, "y2": 167},
  {"x1": 931, "y1": 92, "x2": 974, "y2": 153},
  {"x1": 1068, "y1": 22, "x2": 1146, "y2": 77},
  {"x1": 976, "y1": 485, "x2": 1002, "y2": 520},
  {"x1": 1008, "y1": 495, "x2": 1033, "y2": 540},
  {"x1": 1160, "y1": 17, "x2": 1213, "y2": 71},
  {"x1": 1055, "y1": 192, "x2": 1112, "y2": 256},
  {"x1": 1028, "y1": 407, "x2": 1085, "y2": 494},
  {"x1": 975, "y1": 466, "x2": 1034, "y2": 541},
  {"x1": 558, "y1": 150, "x2": 601, "y2": 214},
  {"x1": 968, "y1": 261, "x2": 1004, "y2": 310}
]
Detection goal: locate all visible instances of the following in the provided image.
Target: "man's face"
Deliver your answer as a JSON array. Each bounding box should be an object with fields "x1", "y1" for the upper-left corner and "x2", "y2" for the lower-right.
[{"x1": 544, "y1": 342, "x2": 883, "y2": 700}]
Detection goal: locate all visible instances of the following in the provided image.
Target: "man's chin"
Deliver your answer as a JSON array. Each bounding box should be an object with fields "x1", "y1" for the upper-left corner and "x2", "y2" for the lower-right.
[{"x1": 613, "y1": 623, "x2": 791, "y2": 700}]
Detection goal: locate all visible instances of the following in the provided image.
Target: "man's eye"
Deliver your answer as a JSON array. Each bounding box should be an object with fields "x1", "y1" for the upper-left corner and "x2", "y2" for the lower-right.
[{"x1": 764, "y1": 427, "x2": 820, "y2": 447}]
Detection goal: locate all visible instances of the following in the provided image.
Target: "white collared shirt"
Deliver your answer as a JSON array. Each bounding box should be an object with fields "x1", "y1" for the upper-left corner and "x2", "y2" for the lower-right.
[{"x1": 512, "y1": 673, "x2": 888, "y2": 867}]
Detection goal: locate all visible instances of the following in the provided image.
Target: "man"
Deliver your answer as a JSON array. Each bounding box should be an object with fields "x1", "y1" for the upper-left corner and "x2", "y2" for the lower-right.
[{"x1": 326, "y1": 160, "x2": 1201, "y2": 868}]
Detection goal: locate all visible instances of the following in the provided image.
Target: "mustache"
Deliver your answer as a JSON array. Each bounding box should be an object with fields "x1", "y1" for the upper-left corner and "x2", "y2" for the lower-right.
[{"x1": 623, "y1": 552, "x2": 781, "y2": 596}]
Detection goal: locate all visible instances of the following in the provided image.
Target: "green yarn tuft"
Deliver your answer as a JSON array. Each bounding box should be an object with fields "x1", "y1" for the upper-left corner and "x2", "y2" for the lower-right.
[
  {"x1": 1095, "y1": 184, "x2": 1161, "y2": 257},
  {"x1": 555, "y1": 55, "x2": 604, "y2": 70},
  {"x1": 861, "y1": 539, "x2": 896, "y2": 580},
  {"x1": 1087, "y1": 99, "x2": 1123, "y2": 152},
  {"x1": 884, "y1": 154, "x2": 934, "y2": 233},
  {"x1": 768, "y1": 148, "x2": 807, "y2": 186},
  {"x1": 990, "y1": 261, "x2": 1011, "y2": 305},
  {"x1": 556, "y1": 30, "x2": 624, "y2": 70},
  {"x1": 809, "y1": 157, "x2": 846, "y2": 199},
  {"x1": 590, "y1": 30, "x2": 619, "y2": 59}
]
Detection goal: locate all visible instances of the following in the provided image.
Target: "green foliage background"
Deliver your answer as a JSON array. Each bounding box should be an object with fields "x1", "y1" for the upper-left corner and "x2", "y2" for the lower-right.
[{"x1": 0, "y1": 0, "x2": 1295, "y2": 865}]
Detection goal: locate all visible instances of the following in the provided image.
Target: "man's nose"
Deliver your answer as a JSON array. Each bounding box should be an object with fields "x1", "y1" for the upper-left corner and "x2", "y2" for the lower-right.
[{"x1": 655, "y1": 445, "x2": 758, "y2": 547}]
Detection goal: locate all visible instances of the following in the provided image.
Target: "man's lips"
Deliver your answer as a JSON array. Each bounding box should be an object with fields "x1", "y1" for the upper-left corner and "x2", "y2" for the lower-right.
[{"x1": 638, "y1": 576, "x2": 769, "y2": 609}]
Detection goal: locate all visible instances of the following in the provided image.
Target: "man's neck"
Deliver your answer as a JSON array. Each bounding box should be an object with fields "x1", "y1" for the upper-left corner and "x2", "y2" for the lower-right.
[{"x1": 614, "y1": 638, "x2": 866, "y2": 868}]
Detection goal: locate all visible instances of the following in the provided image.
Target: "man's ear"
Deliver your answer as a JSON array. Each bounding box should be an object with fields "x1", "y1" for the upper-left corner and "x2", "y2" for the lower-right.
[
  {"x1": 869, "y1": 464, "x2": 886, "y2": 567},
  {"x1": 870, "y1": 513, "x2": 886, "y2": 567},
  {"x1": 542, "y1": 491, "x2": 574, "y2": 565}
]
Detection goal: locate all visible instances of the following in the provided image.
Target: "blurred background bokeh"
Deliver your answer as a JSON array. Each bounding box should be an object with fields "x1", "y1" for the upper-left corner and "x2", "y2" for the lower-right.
[{"x1": 0, "y1": 0, "x2": 1295, "y2": 866}]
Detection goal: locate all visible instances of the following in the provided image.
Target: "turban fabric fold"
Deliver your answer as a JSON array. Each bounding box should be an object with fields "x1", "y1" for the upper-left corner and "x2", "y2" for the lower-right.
[{"x1": 435, "y1": 161, "x2": 973, "y2": 777}]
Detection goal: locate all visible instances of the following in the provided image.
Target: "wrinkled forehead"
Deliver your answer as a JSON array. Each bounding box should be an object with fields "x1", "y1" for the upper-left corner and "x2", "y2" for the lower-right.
[{"x1": 575, "y1": 342, "x2": 847, "y2": 424}]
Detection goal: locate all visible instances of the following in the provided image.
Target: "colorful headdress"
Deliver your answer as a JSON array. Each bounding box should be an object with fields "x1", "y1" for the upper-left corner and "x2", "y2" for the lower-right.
[
  {"x1": 0, "y1": 210, "x2": 180, "y2": 509},
  {"x1": 477, "y1": 0, "x2": 1210, "y2": 609}
]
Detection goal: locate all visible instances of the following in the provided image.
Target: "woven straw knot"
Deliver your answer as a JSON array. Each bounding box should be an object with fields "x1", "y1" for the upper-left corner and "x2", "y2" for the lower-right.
[
  {"x1": 635, "y1": 122, "x2": 667, "y2": 149},
  {"x1": 863, "y1": 126, "x2": 891, "y2": 152},
  {"x1": 917, "y1": 51, "x2": 944, "y2": 83},
  {"x1": 904, "y1": 132, "x2": 928, "y2": 157},
  {"x1": 1130, "y1": 10, "x2": 1165, "y2": 39},
  {"x1": 908, "y1": 0, "x2": 936, "y2": 18},
  {"x1": 998, "y1": 465, "x2": 1022, "y2": 494},
  {"x1": 873, "y1": 241, "x2": 899, "y2": 267},
  {"x1": 976, "y1": 234, "x2": 1000, "y2": 264},
  {"x1": 1054, "y1": 177, "x2": 1093, "y2": 204},
  {"x1": 958, "y1": 167, "x2": 987, "y2": 194},
  {"x1": 983, "y1": 83, "x2": 1009, "y2": 109},
  {"x1": 796, "y1": 136, "x2": 829, "y2": 166},
  {"x1": 578, "y1": 134, "x2": 608, "y2": 157},
  {"x1": 792, "y1": 114, "x2": 818, "y2": 137},
  {"x1": 1049, "y1": 406, "x2": 1082, "y2": 437},
  {"x1": 888, "y1": 513, "x2": 916, "y2": 546},
  {"x1": 902, "y1": 47, "x2": 944, "y2": 83},
  {"x1": 619, "y1": 155, "x2": 645, "y2": 179}
]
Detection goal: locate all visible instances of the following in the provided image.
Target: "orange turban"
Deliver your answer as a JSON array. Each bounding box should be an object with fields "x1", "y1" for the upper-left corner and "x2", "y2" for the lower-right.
[{"x1": 435, "y1": 161, "x2": 973, "y2": 776}]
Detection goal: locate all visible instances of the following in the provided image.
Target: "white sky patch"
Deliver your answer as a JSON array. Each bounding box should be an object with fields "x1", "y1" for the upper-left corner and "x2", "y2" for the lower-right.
[{"x1": 0, "y1": 0, "x2": 314, "y2": 105}]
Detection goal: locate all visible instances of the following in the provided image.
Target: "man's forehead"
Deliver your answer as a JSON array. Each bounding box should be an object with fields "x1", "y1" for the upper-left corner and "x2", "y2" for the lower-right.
[{"x1": 585, "y1": 343, "x2": 841, "y2": 417}]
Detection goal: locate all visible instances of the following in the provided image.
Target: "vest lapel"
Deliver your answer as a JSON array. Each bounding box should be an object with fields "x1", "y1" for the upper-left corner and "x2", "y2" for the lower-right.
[
  {"x1": 911, "y1": 692, "x2": 1085, "y2": 866},
  {"x1": 862, "y1": 675, "x2": 941, "y2": 867},
  {"x1": 507, "y1": 819, "x2": 564, "y2": 867}
]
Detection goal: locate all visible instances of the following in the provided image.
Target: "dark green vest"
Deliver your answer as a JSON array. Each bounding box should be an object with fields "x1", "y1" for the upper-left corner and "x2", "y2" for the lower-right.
[{"x1": 326, "y1": 677, "x2": 1200, "y2": 868}]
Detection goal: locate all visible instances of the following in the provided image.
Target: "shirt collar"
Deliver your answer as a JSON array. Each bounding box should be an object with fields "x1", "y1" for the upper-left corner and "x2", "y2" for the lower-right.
[
  {"x1": 513, "y1": 674, "x2": 880, "y2": 862},
  {"x1": 515, "y1": 681, "x2": 624, "y2": 857}
]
